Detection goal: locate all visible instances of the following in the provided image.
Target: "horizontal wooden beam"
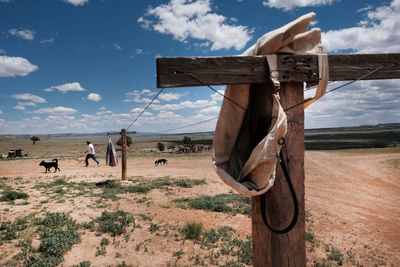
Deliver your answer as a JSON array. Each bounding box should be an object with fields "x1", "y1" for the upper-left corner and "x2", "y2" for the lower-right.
[{"x1": 156, "y1": 53, "x2": 400, "y2": 88}]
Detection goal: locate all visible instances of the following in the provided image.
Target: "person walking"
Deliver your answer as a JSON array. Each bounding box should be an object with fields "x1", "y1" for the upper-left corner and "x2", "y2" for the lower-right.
[{"x1": 85, "y1": 141, "x2": 100, "y2": 166}]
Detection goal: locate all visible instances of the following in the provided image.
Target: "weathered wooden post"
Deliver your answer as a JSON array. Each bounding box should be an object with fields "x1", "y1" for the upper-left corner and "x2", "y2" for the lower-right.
[
  {"x1": 156, "y1": 53, "x2": 400, "y2": 266},
  {"x1": 121, "y1": 128, "x2": 127, "y2": 180},
  {"x1": 251, "y1": 82, "x2": 305, "y2": 266}
]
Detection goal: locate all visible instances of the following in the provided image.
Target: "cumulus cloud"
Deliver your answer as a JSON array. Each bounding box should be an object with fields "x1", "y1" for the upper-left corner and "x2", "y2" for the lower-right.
[
  {"x1": 64, "y1": 0, "x2": 88, "y2": 6},
  {"x1": 158, "y1": 92, "x2": 183, "y2": 101},
  {"x1": 323, "y1": 0, "x2": 400, "y2": 53},
  {"x1": 198, "y1": 105, "x2": 220, "y2": 114},
  {"x1": 14, "y1": 105, "x2": 26, "y2": 110},
  {"x1": 12, "y1": 93, "x2": 46, "y2": 104},
  {"x1": 305, "y1": 79, "x2": 400, "y2": 128},
  {"x1": 138, "y1": 0, "x2": 252, "y2": 51},
  {"x1": 87, "y1": 93, "x2": 102, "y2": 102},
  {"x1": 34, "y1": 106, "x2": 77, "y2": 115},
  {"x1": 262, "y1": 0, "x2": 336, "y2": 10},
  {"x1": 45, "y1": 82, "x2": 86, "y2": 93},
  {"x1": 151, "y1": 99, "x2": 216, "y2": 111},
  {"x1": 8, "y1": 29, "x2": 35, "y2": 41},
  {"x1": 124, "y1": 89, "x2": 159, "y2": 104},
  {"x1": 0, "y1": 56, "x2": 38, "y2": 77}
]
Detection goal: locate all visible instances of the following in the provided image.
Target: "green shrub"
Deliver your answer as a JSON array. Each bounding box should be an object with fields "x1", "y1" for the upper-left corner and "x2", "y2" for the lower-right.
[
  {"x1": 181, "y1": 222, "x2": 203, "y2": 240},
  {"x1": 0, "y1": 190, "x2": 29, "y2": 201},
  {"x1": 19, "y1": 213, "x2": 81, "y2": 267},
  {"x1": 174, "y1": 178, "x2": 206, "y2": 188},
  {"x1": 176, "y1": 194, "x2": 251, "y2": 215},
  {"x1": 95, "y1": 210, "x2": 134, "y2": 236},
  {"x1": 306, "y1": 228, "x2": 315, "y2": 243},
  {"x1": 0, "y1": 216, "x2": 29, "y2": 243},
  {"x1": 327, "y1": 246, "x2": 343, "y2": 265}
]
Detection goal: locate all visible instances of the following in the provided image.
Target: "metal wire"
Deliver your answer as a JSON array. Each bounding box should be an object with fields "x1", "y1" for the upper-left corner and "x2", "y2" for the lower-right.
[{"x1": 126, "y1": 88, "x2": 165, "y2": 130}]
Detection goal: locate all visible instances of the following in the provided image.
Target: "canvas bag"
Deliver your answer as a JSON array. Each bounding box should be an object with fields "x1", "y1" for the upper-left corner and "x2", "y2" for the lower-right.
[{"x1": 212, "y1": 12, "x2": 328, "y2": 196}]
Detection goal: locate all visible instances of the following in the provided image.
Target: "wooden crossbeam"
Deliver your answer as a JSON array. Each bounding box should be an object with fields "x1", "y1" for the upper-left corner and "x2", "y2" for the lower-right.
[{"x1": 157, "y1": 53, "x2": 400, "y2": 87}]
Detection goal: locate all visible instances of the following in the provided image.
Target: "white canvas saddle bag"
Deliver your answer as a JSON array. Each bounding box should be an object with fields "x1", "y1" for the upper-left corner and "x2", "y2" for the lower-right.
[{"x1": 212, "y1": 12, "x2": 328, "y2": 197}]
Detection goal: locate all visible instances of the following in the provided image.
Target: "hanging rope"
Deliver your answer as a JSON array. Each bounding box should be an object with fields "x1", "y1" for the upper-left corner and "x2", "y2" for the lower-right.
[{"x1": 126, "y1": 88, "x2": 165, "y2": 130}]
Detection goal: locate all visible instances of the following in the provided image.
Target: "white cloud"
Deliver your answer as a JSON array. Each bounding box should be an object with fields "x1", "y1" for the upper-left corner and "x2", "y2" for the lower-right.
[
  {"x1": 113, "y1": 43, "x2": 123, "y2": 50},
  {"x1": 45, "y1": 82, "x2": 86, "y2": 93},
  {"x1": 210, "y1": 89, "x2": 225, "y2": 101},
  {"x1": 34, "y1": 106, "x2": 77, "y2": 115},
  {"x1": 0, "y1": 56, "x2": 38, "y2": 77},
  {"x1": 40, "y1": 37, "x2": 54, "y2": 44},
  {"x1": 151, "y1": 99, "x2": 216, "y2": 111},
  {"x1": 138, "y1": 0, "x2": 252, "y2": 51},
  {"x1": 323, "y1": 0, "x2": 400, "y2": 53},
  {"x1": 17, "y1": 102, "x2": 37, "y2": 107},
  {"x1": 124, "y1": 89, "x2": 160, "y2": 103},
  {"x1": 64, "y1": 0, "x2": 88, "y2": 6},
  {"x1": 158, "y1": 92, "x2": 182, "y2": 101},
  {"x1": 262, "y1": 0, "x2": 336, "y2": 11},
  {"x1": 0, "y1": 110, "x2": 3, "y2": 115},
  {"x1": 12, "y1": 93, "x2": 46, "y2": 104},
  {"x1": 14, "y1": 105, "x2": 26, "y2": 110},
  {"x1": 87, "y1": 93, "x2": 102, "y2": 102},
  {"x1": 305, "y1": 79, "x2": 400, "y2": 128},
  {"x1": 198, "y1": 105, "x2": 220, "y2": 114},
  {"x1": 8, "y1": 29, "x2": 35, "y2": 41}
]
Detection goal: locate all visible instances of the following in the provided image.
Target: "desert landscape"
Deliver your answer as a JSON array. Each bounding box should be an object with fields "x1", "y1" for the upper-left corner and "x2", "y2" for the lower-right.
[{"x1": 0, "y1": 128, "x2": 399, "y2": 267}]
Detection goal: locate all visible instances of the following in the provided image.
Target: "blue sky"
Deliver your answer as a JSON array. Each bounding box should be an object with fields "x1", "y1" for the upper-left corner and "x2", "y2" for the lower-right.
[{"x1": 0, "y1": 0, "x2": 399, "y2": 134}]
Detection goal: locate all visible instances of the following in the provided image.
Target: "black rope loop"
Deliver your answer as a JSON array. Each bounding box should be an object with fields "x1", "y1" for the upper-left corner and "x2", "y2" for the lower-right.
[{"x1": 260, "y1": 146, "x2": 299, "y2": 234}]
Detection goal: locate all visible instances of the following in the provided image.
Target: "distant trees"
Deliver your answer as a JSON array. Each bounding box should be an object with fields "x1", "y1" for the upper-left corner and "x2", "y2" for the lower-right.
[
  {"x1": 157, "y1": 142, "x2": 165, "y2": 151},
  {"x1": 31, "y1": 136, "x2": 40, "y2": 145},
  {"x1": 117, "y1": 136, "x2": 132, "y2": 147},
  {"x1": 183, "y1": 136, "x2": 192, "y2": 145}
]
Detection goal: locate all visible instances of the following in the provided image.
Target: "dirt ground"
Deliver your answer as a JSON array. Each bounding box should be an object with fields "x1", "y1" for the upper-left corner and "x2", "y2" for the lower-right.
[{"x1": 0, "y1": 148, "x2": 399, "y2": 266}]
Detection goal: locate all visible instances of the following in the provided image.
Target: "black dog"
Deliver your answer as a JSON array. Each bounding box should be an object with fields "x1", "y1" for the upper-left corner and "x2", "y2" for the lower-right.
[
  {"x1": 154, "y1": 159, "x2": 168, "y2": 166},
  {"x1": 39, "y1": 159, "x2": 60, "y2": 173}
]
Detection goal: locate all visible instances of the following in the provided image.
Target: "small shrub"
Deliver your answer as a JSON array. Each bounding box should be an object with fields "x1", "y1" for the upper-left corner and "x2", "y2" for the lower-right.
[
  {"x1": 0, "y1": 216, "x2": 30, "y2": 243},
  {"x1": 174, "y1": 178, "x2": 206, "y2": 188},
  {"x1": 181, "y1": 222, "x2": 203, "y2": 240},
  {"x1": 0, "y1": 190, "x2": 29, "y2": 202},
  {"x1": 126, "y1": 184, "x2": 151, "y2": 194},
  {"x1": 79, "y1": 261, "x2": 91, "y2": 267},
  {"x1": 306, "y1": 228, "x2": 315, "y2": 243},
  {"x1": 177, "y1": 194, "x2": 251, "y2": 215},
  {"x1": 149, "y1": 223, "x2": 160, "y2": 234},
  {"x1": 327, "y1": 246, "x2": 343, "y2": 265},
  {"x1": 173, "y1": 249, "x2": 184, "y2": 259},
  {"x1": 95, "y1": 210, "x2": 134, "y2": 236}
]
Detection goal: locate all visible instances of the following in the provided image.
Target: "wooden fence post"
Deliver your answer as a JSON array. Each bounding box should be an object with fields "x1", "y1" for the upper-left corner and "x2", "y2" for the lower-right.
[
  {"x1": 121, "y1": 128, "x2": 127, "y2": 181},
  {"x1": 252, "y1": 82, "x2": 305, "y2": 266}
]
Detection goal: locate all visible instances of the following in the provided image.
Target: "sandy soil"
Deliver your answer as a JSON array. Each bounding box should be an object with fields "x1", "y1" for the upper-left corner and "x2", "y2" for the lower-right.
[{"x1": 0, "y1": 148, "x2": 399, "y2": 266}]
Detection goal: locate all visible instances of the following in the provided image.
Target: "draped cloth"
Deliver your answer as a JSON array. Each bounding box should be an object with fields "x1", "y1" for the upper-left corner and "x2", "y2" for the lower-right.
[
  {"x1": 106, "y1": 139, "x2": 118, "y2": 167},
  {"x1": 212, "y1": 12, "x2": 329, "y2": 196}
]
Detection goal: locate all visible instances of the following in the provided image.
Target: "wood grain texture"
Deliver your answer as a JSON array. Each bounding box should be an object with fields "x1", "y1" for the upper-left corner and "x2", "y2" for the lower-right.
[
  {"x1": 252, "y1": 82, "x2": 305, "y2": 267},
  {"x1": 157, "y1": 54, "x2": 400, "y2": 87}
]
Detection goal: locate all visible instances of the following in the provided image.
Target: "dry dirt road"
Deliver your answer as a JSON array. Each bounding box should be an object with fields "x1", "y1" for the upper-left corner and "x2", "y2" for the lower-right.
[{"x1": 0, "y1": 148, "x2": 399, "y2": 266}]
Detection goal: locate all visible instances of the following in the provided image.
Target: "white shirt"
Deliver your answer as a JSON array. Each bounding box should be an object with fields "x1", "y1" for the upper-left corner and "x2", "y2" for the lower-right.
[{"x1": 88, "y1": 143, "x2": 95, "y2": 154}]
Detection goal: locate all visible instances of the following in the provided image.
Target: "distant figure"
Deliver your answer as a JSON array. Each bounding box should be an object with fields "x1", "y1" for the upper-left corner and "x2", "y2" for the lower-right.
[
  {"x1": 154, "y1": 158, "x2": 168, "y2": 166},
  {"x1": 85, "y1": 141, "x2": 100, "y2": 166}
]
